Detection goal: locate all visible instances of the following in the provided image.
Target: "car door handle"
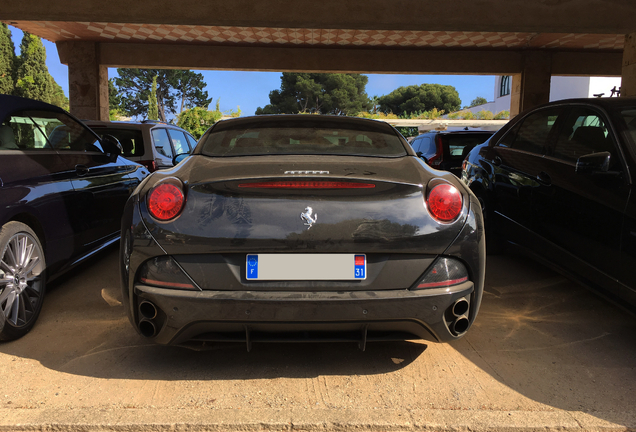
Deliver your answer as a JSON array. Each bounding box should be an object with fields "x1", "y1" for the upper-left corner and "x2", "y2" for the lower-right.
[
  {"x1": 75, "y1": 164, "x2": 89, "y2": 176},
  {"x1": 536, "y1": 171, "x2": 552, "y2": 185}
]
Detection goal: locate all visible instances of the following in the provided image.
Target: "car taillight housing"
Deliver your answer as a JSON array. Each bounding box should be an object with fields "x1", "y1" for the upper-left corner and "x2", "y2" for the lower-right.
[
  {"x1": 148, "y1": 183, "x2": 185, "y2": 221},
  {"x1": 414, "y1": 257, "x2": 469, "y2": 289},
  {"x1": 426, "y1": 183, "x2": 463, "y2": 222},
  {"x1": 427, "y1": 135, "x2": 444, "y2": 167},
  {"x1": 139, "y1": 159, "x2": 157, "y2": 172}
]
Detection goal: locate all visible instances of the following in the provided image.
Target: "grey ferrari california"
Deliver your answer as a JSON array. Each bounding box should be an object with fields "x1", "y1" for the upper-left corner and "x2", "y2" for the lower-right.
[{"x1": 120, "y1": 115, "x2": 485, "y2": 350}]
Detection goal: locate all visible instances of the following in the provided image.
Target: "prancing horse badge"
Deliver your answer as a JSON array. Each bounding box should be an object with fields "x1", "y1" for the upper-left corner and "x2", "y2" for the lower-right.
[{"x1": 300, "y1": 207, "x2": 317, "y2": 229}]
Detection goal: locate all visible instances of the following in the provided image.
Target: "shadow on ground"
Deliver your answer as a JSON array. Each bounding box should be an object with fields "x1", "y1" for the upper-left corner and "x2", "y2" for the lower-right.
[
  {"x1": 0, "y1": 247, "x2": 425, "y2": 380},
  {"x1": 1, "y1": 246, "x2": 635, "y2": 419},
  {"x1": 454, "y1": 251, "x2": 636, "y2": 416}
]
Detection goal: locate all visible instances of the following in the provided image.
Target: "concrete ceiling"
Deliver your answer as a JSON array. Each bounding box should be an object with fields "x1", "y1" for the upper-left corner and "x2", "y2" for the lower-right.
[
  {"x1": 1, "y1": 0, "x2": 634, "y2": 76},
  {"x1": 5, "y1": 21, "x2": 627, "y2": 52}
]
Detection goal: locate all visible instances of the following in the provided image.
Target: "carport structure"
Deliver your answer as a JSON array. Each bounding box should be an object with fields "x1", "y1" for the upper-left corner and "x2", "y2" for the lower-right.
[{"x1": 1, "y1": 0, "x2": 636, "y2": 120}]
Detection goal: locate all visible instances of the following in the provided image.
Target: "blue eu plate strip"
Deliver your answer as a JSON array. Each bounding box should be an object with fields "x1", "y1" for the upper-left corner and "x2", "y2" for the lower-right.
[{"x1": 246, "y1": 254, "x2": 258, "y2": 279}]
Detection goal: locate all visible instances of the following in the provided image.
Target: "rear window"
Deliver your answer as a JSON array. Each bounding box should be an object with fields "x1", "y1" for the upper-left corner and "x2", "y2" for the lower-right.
[
  {"x1": 90, "y1": 127, "x2": 144, "y2": 157},
  {"x1": 200, "y1": 118, "x2": 407, "y2": 157},
  {"x1": 442, "y1": 133, "x2": 493, "y2": 160}
]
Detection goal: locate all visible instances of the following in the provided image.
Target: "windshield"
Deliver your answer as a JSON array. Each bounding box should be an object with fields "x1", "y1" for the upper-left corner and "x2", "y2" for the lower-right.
[{"x1": 200, "y1": 117, "x2": 408, "y2": 157}]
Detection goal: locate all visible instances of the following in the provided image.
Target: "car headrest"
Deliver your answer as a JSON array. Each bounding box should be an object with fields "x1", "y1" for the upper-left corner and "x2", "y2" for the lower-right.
[{"x1": 0, "y1": 125, "x2": 19, "y2": 149}]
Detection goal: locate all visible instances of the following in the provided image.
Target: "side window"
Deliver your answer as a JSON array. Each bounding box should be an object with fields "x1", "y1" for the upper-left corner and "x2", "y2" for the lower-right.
[
  {"x1": 186, "y1": 134, "x2": 197, "y2": 151},
  {"x1": 420, "y1": 136, "x2": 434, "y2": 154},
  {"x1": 507, "y1": 107, "x2": 562, "y2": 155},
  {"x1": 1, "y1": 114, "x2": 47, "y2": 150},
  {"x1": 552, "y1": 108, "x2": 617, "y2": 163},
  {"x1": 167, "y1": 130, "x2": 190, "y2": 155},
  {"x1": 410, "y1": 138, "x2": 422, "y2": 152},
  {"x1": 151, "y1": 128, "x2": 173, "y2": 158},
  {"x1": 1, "y1": 110, "x2": 101, "y2": 152}
]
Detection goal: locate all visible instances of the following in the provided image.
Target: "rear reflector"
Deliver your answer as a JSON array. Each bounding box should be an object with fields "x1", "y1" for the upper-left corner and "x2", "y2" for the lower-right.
[
  {"x1": 415, "y1": 257, "x2": 469, "y2": 290},
  {"x1": 238, "y1": 181, "x2": 375, "y2": 189},
  {"x1": 138, "y1": 256, "x2": 196, "y2": 290}
]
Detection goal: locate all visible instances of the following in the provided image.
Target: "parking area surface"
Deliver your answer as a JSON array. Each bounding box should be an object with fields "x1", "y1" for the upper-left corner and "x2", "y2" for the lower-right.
[{"x1": 1, "y1": 247, "x2": 635, "y2": 431}]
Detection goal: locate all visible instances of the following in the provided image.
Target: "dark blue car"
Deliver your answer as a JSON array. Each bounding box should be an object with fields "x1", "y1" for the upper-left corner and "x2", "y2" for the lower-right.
[{"x1": 0, "y1": 95, "x2": 149, "y2": 340}]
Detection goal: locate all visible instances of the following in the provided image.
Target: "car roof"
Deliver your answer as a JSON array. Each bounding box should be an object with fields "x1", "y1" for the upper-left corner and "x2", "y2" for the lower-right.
[
  {"x1": 530, "y1": 96, "x2": 636, "y2": 111},
  {"x1": 211, "y1": 114, "x2": 400, "y2": 134},
  {"x1": 0, "y1": 94, "x2": 66, "y2": 119},
  {"x1": 83, "y1": 119, "x2": 188, "y2": 131},
  {"x1": 415, "y1": 129, "x2": 494, "y2": 137}
]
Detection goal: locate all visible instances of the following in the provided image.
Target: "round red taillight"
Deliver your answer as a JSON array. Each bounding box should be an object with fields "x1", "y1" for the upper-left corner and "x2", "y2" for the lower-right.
[
  {"x1": 148, "y1": 183, "x2": 184, "y2": 221},
  {"x1": 427, "y1": 184, "x2": 463, "y2": 222}
]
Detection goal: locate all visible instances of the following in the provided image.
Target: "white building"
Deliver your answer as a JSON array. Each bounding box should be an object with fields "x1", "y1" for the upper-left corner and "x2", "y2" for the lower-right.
[{"x1": 468, "y1": 76, "x2": 623, "y2": 115}]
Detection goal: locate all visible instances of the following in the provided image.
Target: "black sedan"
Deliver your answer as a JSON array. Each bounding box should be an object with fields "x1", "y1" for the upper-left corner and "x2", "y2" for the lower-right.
[
  {"x1": 120, "y1": 115, "x2": 485, "y2": 350},
  {"x1": 0, "y1": 95, "x2": 149, "y2": 340},
  {"x1": 462, "y1": 97, "x2": 636, "y2": 310}
]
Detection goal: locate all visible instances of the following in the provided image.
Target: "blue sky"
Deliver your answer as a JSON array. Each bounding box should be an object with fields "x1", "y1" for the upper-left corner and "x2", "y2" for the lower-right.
[{"x1": 9, "y1": 25, "x2": 496, "y2": 117}]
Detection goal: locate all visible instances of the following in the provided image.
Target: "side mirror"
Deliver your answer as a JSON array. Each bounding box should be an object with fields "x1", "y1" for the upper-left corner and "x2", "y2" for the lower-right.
[
  {"x1": 173, "y1": 153, "x2": 189, "y2": 165},
  {"x1": 575, "y1": 151, "x2": 611, "y2": 175},
  {"x1": 100, "y1": 134, "x2": 123, "y2": 156}
]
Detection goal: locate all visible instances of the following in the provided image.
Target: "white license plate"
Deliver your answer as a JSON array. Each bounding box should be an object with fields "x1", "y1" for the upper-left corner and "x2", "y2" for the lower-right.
[{"x1": 246, "y1": 254, "x2": 366, "y2": 280}]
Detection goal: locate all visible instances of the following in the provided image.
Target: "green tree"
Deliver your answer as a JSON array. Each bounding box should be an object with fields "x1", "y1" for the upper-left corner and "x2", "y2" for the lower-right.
[
  {"x1": 468, "y1": 96, "x2": 488, "y2": 108},
  {"x1": 148, "y1": 75, "x2": 159, "y2": 120},
  {"x1": 256, "y1": 72, "x2": 371, "y2": 116},
  {"x1": 108, "y1": 79, "x2": 127, "y2": 120},
  {"x1": 378, "y1": 84, "x2": 461, "y2": 116},
  {"x1": 168, "y1": 71, "x2": 212, "y2": 113},
  {"x1": 0, "y1": 23, "x2": 16, "y2": 95},
  {"x1": 49, "y1": 77, "x2": 69, "y2": 111},
  {"x1": 177, "y1": 106, "x2": 223, "y2": 139},
  {"x1": 14, "y1": 32, "x2": 52, "y2": 102},
  {"x1": 113, "y1": 69, "x2": 211, "y2": 122}
]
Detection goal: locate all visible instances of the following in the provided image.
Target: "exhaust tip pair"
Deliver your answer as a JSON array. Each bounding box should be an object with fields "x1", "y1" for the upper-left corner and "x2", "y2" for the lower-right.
[
  {"x1": 138, "y1": 301, "x2": 159, "y2": 338},
  {"x1": 449, "y1": 297, "x2": 470, "y2": 335}
]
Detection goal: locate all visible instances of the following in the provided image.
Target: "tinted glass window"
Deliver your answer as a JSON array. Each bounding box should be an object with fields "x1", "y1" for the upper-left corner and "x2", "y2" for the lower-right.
[
  {"x1": 90, "y1": 127, "x2": 144, "y2": 157},
  {"x1": 443, "y1": 133, "x2": 493, "y2": 160},
  {"x1": 552, "y1": 108, "x2": 616, "y2": 162},
  {"x1": 1, "y1": 110, "x2": 101, "y2": 152},
  {"x1": 419, "y1": 136, "x2": 435, "y2": 155},
  {"x1": 167, "y1": 129, "x2": 190, "y2": 155},
  {"x1": 186, "y1": 134, "x2": 197, "y2": 150},
  {"x1": 1, "y1": 114, "x2": 47, "y2": 150},
  {"x1": 410, "y1": 138, "x2": 422, "y2": 152},
  {"x1": 151, "y1": 128, "x2": 173, "y2": 158},
  {"x1": 621, "y1": 108, "x2": 636, "y2": 149},
  {"x1": 508, "y1": 108, "x2": 562, "y2": 155},
  {"x1": 200, "y1": 119, "x2": 407, "y2": 157}
]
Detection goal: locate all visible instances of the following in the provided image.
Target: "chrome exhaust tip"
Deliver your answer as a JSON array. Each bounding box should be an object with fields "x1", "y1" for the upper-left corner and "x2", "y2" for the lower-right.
[
  {"x1": 139, "y1": 319, "x2": 157, "y2": 338},
  {"x1": 139, "y1": 301, "x2": 158, "y2": 320},
  {"x1": 452, "y1": 298, "x2": 469, "y2": 317}
]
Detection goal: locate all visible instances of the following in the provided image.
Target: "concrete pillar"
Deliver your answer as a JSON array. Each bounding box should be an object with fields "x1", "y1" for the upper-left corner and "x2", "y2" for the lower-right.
[
  {"x1": 62, "y1": 41, "x2": 109, "y2": 120},
  {"x1": 509, "y1": 51, "x2": 552, "y2": 118},
  {"x1": 622, "y1": 33, "x2": 636, "y2": 97}
]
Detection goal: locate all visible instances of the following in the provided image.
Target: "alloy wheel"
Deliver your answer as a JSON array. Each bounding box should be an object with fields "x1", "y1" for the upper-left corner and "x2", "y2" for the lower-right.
[{"x1": 0, "y1": 232, "x2": 44, "y2": 328}]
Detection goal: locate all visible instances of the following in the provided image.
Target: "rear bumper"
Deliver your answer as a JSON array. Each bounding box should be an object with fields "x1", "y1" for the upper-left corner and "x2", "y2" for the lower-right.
[{"x1": 131, "y1": 281, "x2": 476, "y2": 347}]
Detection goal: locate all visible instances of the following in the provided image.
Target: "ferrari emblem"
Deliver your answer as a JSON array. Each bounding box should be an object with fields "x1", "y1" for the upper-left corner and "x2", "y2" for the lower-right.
[{"x1": 300, "y1": 207, "x2": 317, "y2": 229}]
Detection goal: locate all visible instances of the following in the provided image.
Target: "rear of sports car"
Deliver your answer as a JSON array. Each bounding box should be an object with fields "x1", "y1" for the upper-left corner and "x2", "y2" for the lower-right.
[{"x1": 120, "y1": 116, "x2": 485, "y2": 350}]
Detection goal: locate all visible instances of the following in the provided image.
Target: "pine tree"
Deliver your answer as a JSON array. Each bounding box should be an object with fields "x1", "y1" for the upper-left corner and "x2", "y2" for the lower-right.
[
  {"x1": 0, "y1": 23, "x2": 16, "y2": 95},
  {"x1": 14, "y1": 32, "x2": 52, "y2": 103},
  {"x1": 148, "y1": 75, "x2": 159, "y2": 120}
]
